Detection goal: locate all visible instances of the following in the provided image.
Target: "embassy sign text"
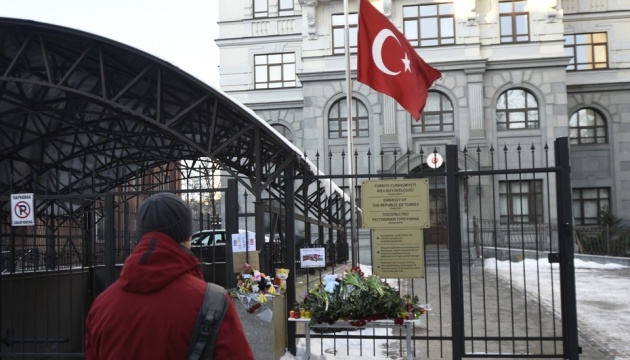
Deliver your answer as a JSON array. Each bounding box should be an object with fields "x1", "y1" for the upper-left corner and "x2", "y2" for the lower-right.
[{"x1": 361, "y1": 179, "x2": 430, "y2": 229}]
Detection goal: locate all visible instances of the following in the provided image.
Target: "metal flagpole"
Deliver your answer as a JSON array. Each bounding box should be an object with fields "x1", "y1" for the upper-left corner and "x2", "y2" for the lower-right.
[{"x1": 344, "y1": 0, "x2": 358, "y2": 267}]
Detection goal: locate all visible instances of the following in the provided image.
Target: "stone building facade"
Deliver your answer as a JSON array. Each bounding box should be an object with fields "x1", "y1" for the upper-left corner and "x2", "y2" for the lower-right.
[{"x1": 216, "y1": 0, "x2": 630, "y2": 227}]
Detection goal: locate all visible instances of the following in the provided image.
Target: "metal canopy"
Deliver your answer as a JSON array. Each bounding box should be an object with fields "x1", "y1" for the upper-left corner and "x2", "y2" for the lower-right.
[{"x1": 0, "y1": 18, "x2": 348, "y2": 229}]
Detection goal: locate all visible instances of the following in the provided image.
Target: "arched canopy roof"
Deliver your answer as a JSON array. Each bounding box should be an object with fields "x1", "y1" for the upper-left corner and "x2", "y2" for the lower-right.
[{"x1": 0, "y1": 18, "x2": 347, "y2": 225}]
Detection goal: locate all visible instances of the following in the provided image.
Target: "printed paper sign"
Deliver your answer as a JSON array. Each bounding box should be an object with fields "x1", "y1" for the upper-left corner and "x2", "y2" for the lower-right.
[
  {"x1": 231, "y1": 232, "x2": 259, "y2": 272},
  {"x1": 232, "y1": 232, "x2": 256, "y2": 253},
  {"x1": 300, "y1": 247, "x2": 326, "y2": 268}
]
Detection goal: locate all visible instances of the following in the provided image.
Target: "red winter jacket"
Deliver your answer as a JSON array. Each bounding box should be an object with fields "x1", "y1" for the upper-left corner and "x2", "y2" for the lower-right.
[{"x1": 85, "y1": 232, "x2": 254, "y2": 360}]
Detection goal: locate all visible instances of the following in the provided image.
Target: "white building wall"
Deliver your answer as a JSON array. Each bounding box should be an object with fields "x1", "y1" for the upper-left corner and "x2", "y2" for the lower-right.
[{"x1": 217, "y1": 0, "x2": 630, "y2": 223}]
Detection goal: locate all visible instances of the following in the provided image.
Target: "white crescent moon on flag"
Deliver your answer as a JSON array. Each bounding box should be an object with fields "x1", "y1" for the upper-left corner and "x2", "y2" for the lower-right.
[{"x1": 372, "y1": 29, "x2": 401, "y2": 76}]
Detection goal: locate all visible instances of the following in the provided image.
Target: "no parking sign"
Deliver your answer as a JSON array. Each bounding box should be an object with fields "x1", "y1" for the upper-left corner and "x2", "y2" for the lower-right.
[{"x1": 11, "y1": 193, "x2": 34, "y2": 226}]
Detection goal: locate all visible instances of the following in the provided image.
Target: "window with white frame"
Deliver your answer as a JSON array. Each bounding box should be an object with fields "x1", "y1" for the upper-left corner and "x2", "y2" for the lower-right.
[
  {"x1": 278, "y1": 0, "x2": 295, "y2": 16},
  {"x1": 253, "y1": 0, "x2": 269, "y2": 18},
  {"x1": 499, "y1": 0, "x2": 529, "y2": 43},
  {"x1": 572, "y1": 188, "x2": 610, "y2": 225},
  {"x1": 332, "y1": 13, "x2": 358, "y2": 55},
  {"x1": 252, "y1": 0, "x2": 295, "y2": 18},
  {"x1": 412, "y1": 91, "x2": 454, "y2": 133},
  {"x1": 328, "y1": 97, "x2": 369, "y2": 139},
  {"x1": 564, "y1": 33, "x2": 608, "y2": 70},
  {"x1": 499, "y1": 180, "x2": 543, "y2": 223},
  {"x1": 403, "y1": 3, "x2": 455, "y2": 47},
  {"x1": 496, "y1": 88, "x2": 539, "y2": 130},
  {"x1": 569, "y1": 108, "x2": 607, "y2": 145},
  {"x1": 254, "y1": 53, "x2": 296, "y2": 89}
]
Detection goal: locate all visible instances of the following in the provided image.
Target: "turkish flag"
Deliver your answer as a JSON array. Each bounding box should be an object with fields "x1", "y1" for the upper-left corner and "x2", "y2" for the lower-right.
[{"x1": 357, "y1": 0, "x2": 441, "y2": 121}]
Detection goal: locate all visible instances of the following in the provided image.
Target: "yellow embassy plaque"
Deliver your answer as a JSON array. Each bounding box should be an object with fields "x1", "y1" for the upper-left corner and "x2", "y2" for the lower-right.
[
  {"x1": 361, "y1": 179, "x2": 430, "y2": 229},
  {"x1": 372, "y1": 228, "x2": 424, "y2": 278}
]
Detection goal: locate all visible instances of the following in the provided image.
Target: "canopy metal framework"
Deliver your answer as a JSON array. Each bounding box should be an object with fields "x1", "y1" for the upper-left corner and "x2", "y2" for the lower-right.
[{"x1": 0, "y1": 18, "x2": 348, "y2": 232}]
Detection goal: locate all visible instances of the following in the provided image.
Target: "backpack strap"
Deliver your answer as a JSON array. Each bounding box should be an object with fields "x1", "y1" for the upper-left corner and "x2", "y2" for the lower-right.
[{"x1": 188, "y1": 283, "x2": 228, "y2": 360}]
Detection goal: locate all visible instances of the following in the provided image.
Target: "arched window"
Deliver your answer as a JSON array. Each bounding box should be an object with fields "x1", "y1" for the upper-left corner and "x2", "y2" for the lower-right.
[
  {"x1": 569, "y1": 108, "x2": 607, "y2": 144},
  {"x1": 328, "y1": 97, "x2": 369, "y2": 139},
  {"x1": 412, "y1": 91, "x2": 454, "y2": 133},
  {"x1": 496, "y1": 88, "x2": 539, "y2": 129},
  {"x1": 271, "y1": 124, "x2": 294, "y2": 143}
]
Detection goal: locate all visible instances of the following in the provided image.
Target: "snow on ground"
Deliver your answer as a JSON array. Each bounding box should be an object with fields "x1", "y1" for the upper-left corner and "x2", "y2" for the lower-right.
[
  {"x1": 484, "y1": 258, "x2": 630, "y2": 360},
  {"x1": 280, "y1": 260, "x2": 630, "y2": 360}
]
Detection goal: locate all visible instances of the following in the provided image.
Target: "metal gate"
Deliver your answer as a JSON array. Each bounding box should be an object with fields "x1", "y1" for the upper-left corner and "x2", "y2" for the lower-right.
[
  {"x1": 0, "y1": 138, "x2": 580, "y2": 359},
  {"x1": 286, "y1": 137, "x2": 579, "y2": 359},
  {"x1": 0, "y1": 166, "x2": 235, "y2": 358}
]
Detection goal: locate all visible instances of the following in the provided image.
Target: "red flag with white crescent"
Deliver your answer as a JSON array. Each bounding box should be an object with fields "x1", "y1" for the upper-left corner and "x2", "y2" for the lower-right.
[{"x1": 357, "y1": 0, "x2": 442, "y2": 121}]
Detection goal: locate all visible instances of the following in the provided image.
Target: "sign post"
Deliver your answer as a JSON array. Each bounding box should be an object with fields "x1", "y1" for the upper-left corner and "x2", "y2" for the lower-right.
[
  {"x1": 361, "y1": 179, "x2": 430, "y2": 278},
  {"x1": 361, "y1": 179, "x2": 430, "y2": 229},
  {"x1": 11, "y1": 193, "x2": 34, "y2": 226},
  {"x1": 372, "y1": 228, "x2": 425, "y2": 278}
]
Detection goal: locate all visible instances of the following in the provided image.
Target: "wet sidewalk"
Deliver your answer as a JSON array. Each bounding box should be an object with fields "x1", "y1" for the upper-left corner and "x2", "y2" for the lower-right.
[{"x1": 287, "y1": 261, "x2": 618, "y2": 359}]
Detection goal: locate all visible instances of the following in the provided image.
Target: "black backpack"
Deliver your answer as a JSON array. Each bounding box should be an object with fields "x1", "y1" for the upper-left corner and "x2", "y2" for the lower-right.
[{"x1": 188, "y1": 283, "x2": 229, "y2": 360}]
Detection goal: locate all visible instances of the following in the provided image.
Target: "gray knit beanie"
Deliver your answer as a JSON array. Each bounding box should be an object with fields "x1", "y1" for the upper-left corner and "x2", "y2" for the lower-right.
[{"x1": 136, "y1": 193, "x2": 192, "y2": 243}]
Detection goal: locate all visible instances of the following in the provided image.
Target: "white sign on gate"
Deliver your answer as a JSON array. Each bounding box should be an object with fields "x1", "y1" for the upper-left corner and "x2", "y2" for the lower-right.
[{"x1": 11, "y1": 193, "x2": 34, "y2": 226}]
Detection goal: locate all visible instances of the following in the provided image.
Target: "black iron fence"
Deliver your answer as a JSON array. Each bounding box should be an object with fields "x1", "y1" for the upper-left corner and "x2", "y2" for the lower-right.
[
  {"x1": 286, "y1": 139, "x2": 581, "y2": 359},
  {"x1": 474, "y1": 218, "x2": 560, "y2": 253},
  {"x1": 0, "y1": 138, "x2": 585, "y2": 359},
  {"x1": 574, "y1": 225, "x2": 630, "y2": 257}
]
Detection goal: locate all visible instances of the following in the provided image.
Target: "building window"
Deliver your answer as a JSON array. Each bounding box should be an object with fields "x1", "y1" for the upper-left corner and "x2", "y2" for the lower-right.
[
  {"x1": 499, "y1": 180, "x2": 543, "y2": 223},
  {"x1": 403, "y1": 3, "x2": 455, "y2": 47},
  {"x1": 253, "y1": 0, "x2": 269, "y2": 18},
  {"x1": 412, "y1": 91, "x2": 454, "y2": 133},
  {"x1": 328, "y1": 97, "x2": 369, "y2": 139},
  {"x1": 499, "y1": 0, "x2": 529, "y2": 43},
  {"x1": 573, "y1": 188, "x2": 610, "y2": 225},
  {"x1": 254, "y1": 53, "x2": 296, "y2": 89},
  {"x1": 271, "y1": 124, "x2": 294, "y2": 142},
  {"x1": 496, "y1": 88, "x2": 539, "y2": 130},
  {"x1": 569, "y1": 108, "x2": 607, "y2": 145},
  {"x1": 564, "y1": 33, "x2": 608, "y2": 70},
  {"x1": 332, "y1": 13, "x2": 358, "y2": 55},
  {"x1": 252, "y1": 0, "x2": 294, "y2": 17},
  {"x1": 278, "y1": 0, "x2": 295, "y2": 16}
]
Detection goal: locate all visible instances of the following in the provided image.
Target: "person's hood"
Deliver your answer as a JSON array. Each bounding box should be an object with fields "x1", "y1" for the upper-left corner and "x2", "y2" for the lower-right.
[{"x1": 119, "y1": 231, "x2": 203, "y2": 293}]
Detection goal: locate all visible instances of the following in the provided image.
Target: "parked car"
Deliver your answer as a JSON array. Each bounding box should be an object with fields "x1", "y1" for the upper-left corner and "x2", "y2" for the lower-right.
[
  {"x1": 190, "y1": 229, "x2": 256, "y2": 263},
  {"x1": 190, "y1": 229, "x2": 228, "y2": 262}
]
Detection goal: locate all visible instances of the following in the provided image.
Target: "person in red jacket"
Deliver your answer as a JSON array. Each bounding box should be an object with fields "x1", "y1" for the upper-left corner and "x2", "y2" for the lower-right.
[{"x1": 85, "y1": 192, "x2": 254, "y2": 360}]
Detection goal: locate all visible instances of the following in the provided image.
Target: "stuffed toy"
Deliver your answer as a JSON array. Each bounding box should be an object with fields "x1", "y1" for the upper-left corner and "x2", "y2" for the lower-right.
[
  {"x1": 275, "y1": 268, "x2": 290, "y2": 292},
  {"x1": 323, "y1": 274, "x2": 339, "y2": 293}
]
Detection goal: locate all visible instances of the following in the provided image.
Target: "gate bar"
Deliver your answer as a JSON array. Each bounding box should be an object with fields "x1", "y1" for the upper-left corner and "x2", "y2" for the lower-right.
[
  {"x1": 225, "y1": 179, "x2": 238, "y2": 289},
  {"x1": 554, "y1": 137, "x2": 580, "y2": 359},
  {"x1": 104, "y1": 193, "x2": 116, "y2": 286},
  {"x1": 446, "y1": 144, "x2": 465, "y2": 359},
  {"x1": 284, "y1": 164, "x2": 297, "y2": 356}
]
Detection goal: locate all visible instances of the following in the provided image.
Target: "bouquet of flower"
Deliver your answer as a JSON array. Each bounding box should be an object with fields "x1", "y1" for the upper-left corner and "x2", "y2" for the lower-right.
[{"x1": 300, "y1": 266, "x2": 426, "y2": 326}]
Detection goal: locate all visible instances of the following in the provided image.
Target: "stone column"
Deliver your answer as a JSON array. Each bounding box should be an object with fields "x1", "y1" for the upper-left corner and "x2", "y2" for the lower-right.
[
  {"x1": 466, "y1": 71, "x2": 485, "y2": 138},
  {"x1": 383, "y1": 95, "x2": 396, "y2": 135}
]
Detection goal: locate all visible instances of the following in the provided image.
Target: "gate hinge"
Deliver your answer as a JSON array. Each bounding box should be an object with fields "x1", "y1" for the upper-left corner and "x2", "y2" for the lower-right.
[{"x1": 547, "y1": 253, "x2": 561, "y2": 264}]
